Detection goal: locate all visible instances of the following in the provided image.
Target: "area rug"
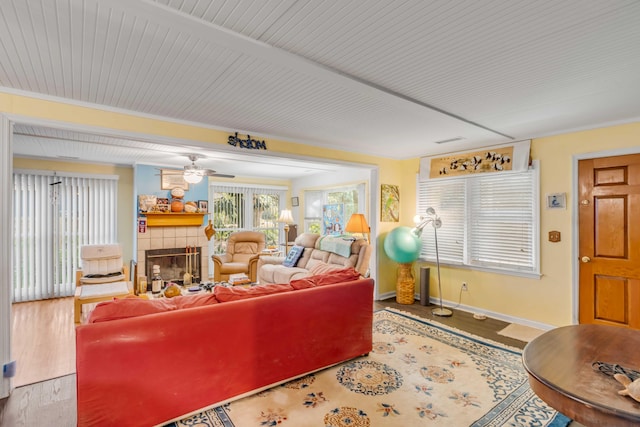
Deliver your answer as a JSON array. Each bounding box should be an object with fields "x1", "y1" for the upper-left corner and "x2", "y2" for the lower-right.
[
  {"x1": 167, "y1": 309, "x2": 570, "y2": 427},
  {"x1": 497, "y1": 323, "x2": 546, "y2": 343}
]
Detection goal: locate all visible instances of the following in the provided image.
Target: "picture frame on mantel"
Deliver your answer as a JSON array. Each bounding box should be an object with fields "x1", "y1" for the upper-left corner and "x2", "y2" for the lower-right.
[{"x1": 161, "y1": 170, "x2": 189, "y2": 190}]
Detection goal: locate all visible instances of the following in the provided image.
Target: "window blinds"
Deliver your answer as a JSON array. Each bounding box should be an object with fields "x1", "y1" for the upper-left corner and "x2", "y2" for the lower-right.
[
  {"x1": 12, "y1": 172, "x2": 118, "y2": 302},
  {"x1": 417, "y1": 167, "x2": 539, "y2": 274}
]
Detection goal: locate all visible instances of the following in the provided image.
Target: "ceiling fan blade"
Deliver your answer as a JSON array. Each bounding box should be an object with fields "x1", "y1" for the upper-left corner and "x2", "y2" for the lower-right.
[{"x1": 205, "y1": 171, "x2": 235, "y2": 178}]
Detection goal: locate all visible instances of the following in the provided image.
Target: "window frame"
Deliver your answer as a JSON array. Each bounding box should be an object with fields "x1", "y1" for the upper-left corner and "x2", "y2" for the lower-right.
[
  {"x1": 416, "y1": 161, "x2": 540, "y2": 278},
  {"x1": 303, "y1": 183, "x2": 367, "y2": 233},
  {"x1": 209, "y1": 183, "x2": 287, "y2": 254}
]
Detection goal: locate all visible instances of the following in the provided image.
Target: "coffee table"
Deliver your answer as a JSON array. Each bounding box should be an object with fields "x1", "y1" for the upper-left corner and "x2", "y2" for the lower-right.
[{"x1": 522, "y1": 324, "x2": 640, "y2": 427}]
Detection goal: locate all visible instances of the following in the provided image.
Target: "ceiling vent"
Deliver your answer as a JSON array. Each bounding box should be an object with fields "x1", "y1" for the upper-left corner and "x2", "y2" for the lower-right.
[{"x1": 433, "y1": 137, "x2": 465, "y2": 144}]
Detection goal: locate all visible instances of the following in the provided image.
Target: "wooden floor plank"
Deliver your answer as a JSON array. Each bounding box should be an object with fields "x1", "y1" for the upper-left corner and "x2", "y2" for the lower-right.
[{"x1": 10, "y1": 298, "x2": 76, "y2": 387}]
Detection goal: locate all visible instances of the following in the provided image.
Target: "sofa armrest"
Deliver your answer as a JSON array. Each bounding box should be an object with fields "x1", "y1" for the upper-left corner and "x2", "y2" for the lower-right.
[
  {"x1": 247, "y1": 255, "x2": 261, "y2": 282},
  {"x1": 257, "y1": 255, "x2": 285, "y2": 267}
]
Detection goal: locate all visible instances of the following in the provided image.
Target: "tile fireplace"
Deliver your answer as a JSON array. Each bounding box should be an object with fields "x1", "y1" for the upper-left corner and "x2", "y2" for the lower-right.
[{"x1": 137, "y1": 224, "x2": 210, "y2": 283}]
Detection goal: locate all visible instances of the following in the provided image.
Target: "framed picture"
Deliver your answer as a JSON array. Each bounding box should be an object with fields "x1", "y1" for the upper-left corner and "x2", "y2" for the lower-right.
[
  {"x1": 198, "y1": 200, "x2": 208, "y2": 213},
  {"x1": 160, "y1": 169, "x2": 189, "y2": 190},
  {"x1": 381, "y1": 184, "x2": 400, "y2": 222},
  {"x1": 322, "y1": 203, "x2": 345, "y2": 235},
  {"x1": 546, "y1": 193, "x2": 566, "y2": 209},
  {"x1": 291, "y1": 196, "x2": 299, "y2": 207},
  {"x1": 156, "y1": 198, "x2": 170, "y2": 212}
]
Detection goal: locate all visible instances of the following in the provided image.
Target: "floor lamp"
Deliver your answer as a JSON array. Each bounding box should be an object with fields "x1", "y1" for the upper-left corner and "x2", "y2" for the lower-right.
[
  {"x1": 412, "y1": 207, "x2": 452, "y2": 317},
  {"x1": 278, "y1": 209, "x2": 294, "y2": 253}
]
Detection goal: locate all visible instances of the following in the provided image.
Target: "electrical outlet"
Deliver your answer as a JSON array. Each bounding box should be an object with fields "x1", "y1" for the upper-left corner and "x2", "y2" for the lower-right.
[{"x1": 461, "y1": 282, "x2": 468, "y2": 292}]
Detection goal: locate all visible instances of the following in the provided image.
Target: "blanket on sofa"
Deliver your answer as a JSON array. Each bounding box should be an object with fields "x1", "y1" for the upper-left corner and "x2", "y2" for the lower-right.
[{"x1": 316, "y1": 235, "x2": 354, "y2": 258}]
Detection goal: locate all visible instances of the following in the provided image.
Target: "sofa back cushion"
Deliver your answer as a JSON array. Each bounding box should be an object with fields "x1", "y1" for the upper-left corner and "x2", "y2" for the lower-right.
[
  {"x1": 173, "y1": 293, "x2": 219, "y2": 309},
  {"x1": 214, "y1": 283, "x2": 294, "y2": 302},
  {"x1": 290, "y1": 267, "x2": 361, "y2": 290},
  {"x1": 88, "y1": 297, "x2": 177, "y2": 323}
]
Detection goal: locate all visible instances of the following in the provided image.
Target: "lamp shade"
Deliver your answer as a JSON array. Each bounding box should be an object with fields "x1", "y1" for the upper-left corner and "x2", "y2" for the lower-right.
[
  {"x1": 278, "y1": 209, "x2": 294, "y2": 224},
  {"x1": 383, "y1": 226, "x2": 422, "y2": 264},
  {"x1": 345, "y1": 213, "x2": 370, "y2": 234},
  {"x1": 183, "y1": 170, "x2": 203, "y2": 184}
]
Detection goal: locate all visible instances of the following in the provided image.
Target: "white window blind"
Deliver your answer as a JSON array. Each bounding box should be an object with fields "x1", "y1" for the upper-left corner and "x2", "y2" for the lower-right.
[
  {"x1": 417, "y1": 179, "x2": 465, "y2": 263},
  {"x1": 12, "y1": 171, "x2": 118, "y2": 302},
  {"x1": 210, "y1": 184, "x2": 286, "y2": 252},
  {"x1": 417, "y1": 166, "x2": 539, "y2": 275}
]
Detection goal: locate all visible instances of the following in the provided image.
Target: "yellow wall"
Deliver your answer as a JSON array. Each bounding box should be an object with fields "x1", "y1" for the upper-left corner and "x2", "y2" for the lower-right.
[
  {"x1": 411, "y1": 122, "x2": 640, "y2": 327},
  {"x1": 5, "y1": 91, "x2": 639, "y2": 327}
]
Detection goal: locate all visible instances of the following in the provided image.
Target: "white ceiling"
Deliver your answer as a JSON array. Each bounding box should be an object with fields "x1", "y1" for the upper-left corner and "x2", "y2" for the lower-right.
[{"x1": 2, "y1": 0, "x2": 640, "y2": 177}]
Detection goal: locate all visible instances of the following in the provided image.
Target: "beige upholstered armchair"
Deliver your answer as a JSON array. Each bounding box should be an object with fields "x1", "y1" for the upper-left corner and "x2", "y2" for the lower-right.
[{"x1": 212, "y1": 231, "x2": 266, "y2": 283}]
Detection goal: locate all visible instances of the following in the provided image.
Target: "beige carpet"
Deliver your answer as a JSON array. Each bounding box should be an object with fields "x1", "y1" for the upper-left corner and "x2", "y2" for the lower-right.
[{"x1": 497, "y1": 323, "x2": 546, "y2": 343}]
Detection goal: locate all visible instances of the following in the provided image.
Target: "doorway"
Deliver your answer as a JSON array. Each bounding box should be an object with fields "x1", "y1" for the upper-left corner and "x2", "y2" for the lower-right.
[
  {"x1": 1, "y1": 114, "x2": 379, "y2": 397},
  {"x1": 577, "y1": 153, "x2": 640, "y2": 329}
]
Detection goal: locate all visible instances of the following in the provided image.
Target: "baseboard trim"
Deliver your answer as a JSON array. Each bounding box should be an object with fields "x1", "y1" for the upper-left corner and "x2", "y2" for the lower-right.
[{"x1": 377, "y1": 292, "x2": 555, "y2": 331}]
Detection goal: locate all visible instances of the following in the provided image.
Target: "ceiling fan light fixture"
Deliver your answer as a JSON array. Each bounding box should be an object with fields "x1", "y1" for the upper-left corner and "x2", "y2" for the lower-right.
[{"x1": 183, "y1": 169, "x2": 203, "y2": 184}]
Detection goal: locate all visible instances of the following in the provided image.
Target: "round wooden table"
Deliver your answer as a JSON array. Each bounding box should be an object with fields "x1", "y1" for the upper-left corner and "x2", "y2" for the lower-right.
[{"x1": 523, "y1": 324, "x2": 640, "y2": 427}]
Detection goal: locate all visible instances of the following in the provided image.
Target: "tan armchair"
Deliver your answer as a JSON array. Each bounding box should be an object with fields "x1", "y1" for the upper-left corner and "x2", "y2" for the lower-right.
[{"x1": 212, "y1": 231, "x2": 266, "y2": 283}]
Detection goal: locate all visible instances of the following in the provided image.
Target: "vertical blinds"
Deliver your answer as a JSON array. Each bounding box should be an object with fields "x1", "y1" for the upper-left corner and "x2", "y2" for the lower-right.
[{"x1": 12, "y1": 172, "x2": 118, "y2": 302}]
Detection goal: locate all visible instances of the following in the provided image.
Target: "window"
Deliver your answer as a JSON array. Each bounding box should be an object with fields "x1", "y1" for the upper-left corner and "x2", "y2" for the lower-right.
[
  {"x1": 13, "y1": 171, "x2": 118, "y2": 302},
  {"x1": 210, "y1": 184, "x2": 286, "y2": 253},
  {"x1": 303, "y1": 183, "x2": 366, "y2": 233},
  {"x1": 416, "y1": 164, "x2": 539, "y2": 276}
]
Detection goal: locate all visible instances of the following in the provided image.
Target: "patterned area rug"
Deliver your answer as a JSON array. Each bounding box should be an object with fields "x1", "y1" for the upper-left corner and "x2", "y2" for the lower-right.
[{"x1": 167, "y1": 309, "x2": 570, "y2": 427}]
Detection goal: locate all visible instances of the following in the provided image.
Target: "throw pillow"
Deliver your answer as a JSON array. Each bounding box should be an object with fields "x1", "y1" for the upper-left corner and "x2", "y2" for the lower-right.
[
  {"x1": 88, "y1": 297, "x2": 177, "y2": 323},
  {"x1": 214, "y1": 283, "x2": 293, "y2": 302},
  {"x1": 282, "y1": 245, "x2": 304, "y2": 267}
]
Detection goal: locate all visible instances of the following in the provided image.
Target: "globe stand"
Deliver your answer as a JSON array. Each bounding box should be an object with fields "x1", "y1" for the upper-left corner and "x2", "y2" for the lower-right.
[
  {"x1": 396, "y1": 263, "x2": 415, "y2": 305},
  {"x1": 432, "y1": 306, "x2": 453, "y2": 317}
]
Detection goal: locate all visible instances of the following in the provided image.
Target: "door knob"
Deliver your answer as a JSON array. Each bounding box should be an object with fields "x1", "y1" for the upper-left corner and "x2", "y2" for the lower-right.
[
  {"x1": 581, "y1": 256, "x2": 591, "y2": 263},
  {"x1": 581, "y1": 200, "x2": 590, "y2": 206}
]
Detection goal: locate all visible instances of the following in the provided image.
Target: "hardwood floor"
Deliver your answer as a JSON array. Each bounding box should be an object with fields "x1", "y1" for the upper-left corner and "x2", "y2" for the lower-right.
[
  {"x1": 10, "y1": 297, "x2": 76, "y2": 387},
  {"x1": 375, "y1": 299, "x2": 528, "y2": 349}
]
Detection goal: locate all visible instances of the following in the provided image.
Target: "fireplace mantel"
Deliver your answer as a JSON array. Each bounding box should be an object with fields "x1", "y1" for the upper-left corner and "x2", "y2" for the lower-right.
[{"x1": 144, "y1": 212, "x2": 205, "y2": 227}]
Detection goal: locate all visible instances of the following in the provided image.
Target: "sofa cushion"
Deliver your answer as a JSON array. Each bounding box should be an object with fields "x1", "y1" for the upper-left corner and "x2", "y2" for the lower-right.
[
  {"x1": 88, "y1": 296, "x2": 177, "y2": 323},
  {"x1": 214, "y1": 283, "x2": 294, "y2": 302},
  {"x1": 309, "y1": 262, "x2": 344, "y2": 275},
  {"x1": 290, "y1": 267, "x2": 361, "y2": 290},
  {"x1": 173, "y1": 293, "x2": 219, "y2": 309}
]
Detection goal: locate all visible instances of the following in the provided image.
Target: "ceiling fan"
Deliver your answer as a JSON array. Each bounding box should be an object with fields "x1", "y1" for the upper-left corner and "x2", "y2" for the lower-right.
[{"x1": 162, "y1": 154, "x2": 235, "y2": 184}]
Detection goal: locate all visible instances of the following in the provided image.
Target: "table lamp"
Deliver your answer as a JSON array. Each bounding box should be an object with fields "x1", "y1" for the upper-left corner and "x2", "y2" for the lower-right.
[
  {"x1": 278, "y1": 209, "x2": 295, "y2": 253},
  {"x1": 345, "y1": 213, "x2": 370, "y2": 243}
]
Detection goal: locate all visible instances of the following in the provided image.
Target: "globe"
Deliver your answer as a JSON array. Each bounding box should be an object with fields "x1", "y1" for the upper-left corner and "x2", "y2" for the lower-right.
[{"x1": 383, "y1": 226, "x2": 422, "y2": 264}]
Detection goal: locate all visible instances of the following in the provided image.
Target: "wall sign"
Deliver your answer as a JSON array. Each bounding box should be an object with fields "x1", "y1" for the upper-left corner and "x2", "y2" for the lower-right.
[{"x1": 228, "y1": 132, "x2": 267, "y2": 150}]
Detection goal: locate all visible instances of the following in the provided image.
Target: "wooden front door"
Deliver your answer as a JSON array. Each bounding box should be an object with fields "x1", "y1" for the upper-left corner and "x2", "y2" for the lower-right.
[{"x1": 578, "y1": 154, "x2": 640, "y2": 329}]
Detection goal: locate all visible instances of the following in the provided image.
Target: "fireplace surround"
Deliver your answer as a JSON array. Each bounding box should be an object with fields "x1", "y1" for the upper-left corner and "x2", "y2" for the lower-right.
[
  {"x1": 145, "y1": 247, "x2": 201, "y2": 285},
  {"x1": 137, "y1": 224, "x2": 210, "y2": 284}
]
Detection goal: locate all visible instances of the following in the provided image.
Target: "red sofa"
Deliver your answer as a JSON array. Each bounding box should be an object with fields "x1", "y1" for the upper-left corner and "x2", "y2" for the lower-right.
[{"x1": 75, "y1": 275, "x2": 374, "y2": 426}]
